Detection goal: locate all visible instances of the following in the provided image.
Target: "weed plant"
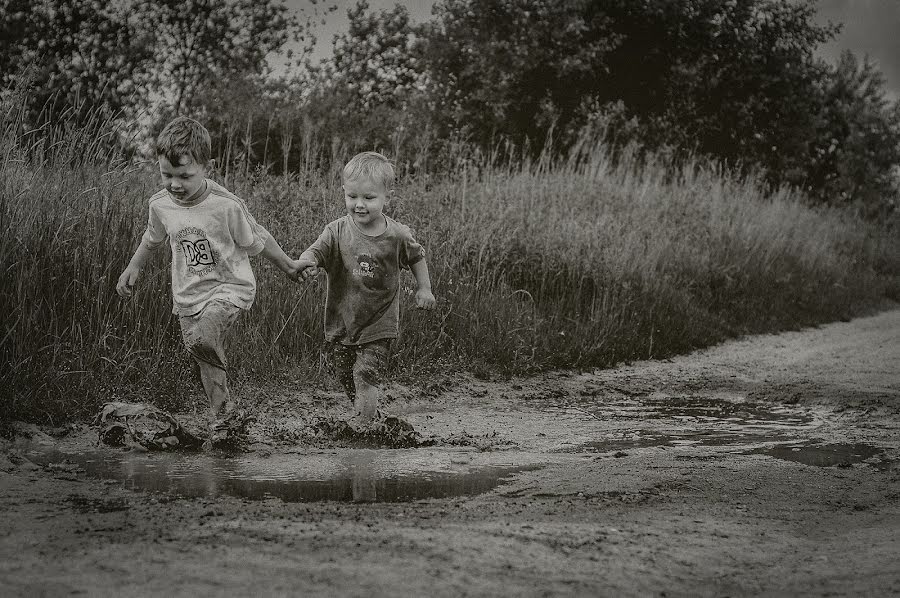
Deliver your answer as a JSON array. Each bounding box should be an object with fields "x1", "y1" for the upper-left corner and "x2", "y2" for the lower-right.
[{"x1": 2, "y1": 100, "x2": 897, "y2": 423}]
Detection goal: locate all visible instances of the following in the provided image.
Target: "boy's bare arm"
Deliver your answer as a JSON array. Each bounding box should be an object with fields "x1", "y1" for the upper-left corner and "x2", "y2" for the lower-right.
[
  {"x1": 258, "y1": 236, "x2": 303, "y2": 281},
  {"x1": 116, "y1": 242, "x2": 155, "y2": 298},
  {"x1": 410, "y1": 259, "x2": 436, "y2": 310}
]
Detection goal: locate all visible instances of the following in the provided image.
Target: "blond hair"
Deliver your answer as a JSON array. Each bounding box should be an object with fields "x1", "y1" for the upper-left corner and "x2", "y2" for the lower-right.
[
  {"x1": 155, "y1": 116, "x2": 211, "y2": 166},
  {"x1": 342, "y1": 151, "x2": 395, "y2": 190}
]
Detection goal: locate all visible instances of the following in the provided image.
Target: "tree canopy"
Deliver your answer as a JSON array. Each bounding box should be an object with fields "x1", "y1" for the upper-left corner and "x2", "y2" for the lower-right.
[{"x1": 1, "y1": 0, "x2": 897, "y2": 213}]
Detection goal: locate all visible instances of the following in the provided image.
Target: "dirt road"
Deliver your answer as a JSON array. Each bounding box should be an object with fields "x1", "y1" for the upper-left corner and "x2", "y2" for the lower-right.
[{"x1": 2, "y1": 309, "x2": 899, "y2": 596}]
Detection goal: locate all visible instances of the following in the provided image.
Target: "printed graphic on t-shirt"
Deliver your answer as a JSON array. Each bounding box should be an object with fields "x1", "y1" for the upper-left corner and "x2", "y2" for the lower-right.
[
  {"x1": 176, "y1": 226, "x2": 218, "y2": 277},
  {"x1": 353, "y1": 253, "x2": 384, "y2": 289}
]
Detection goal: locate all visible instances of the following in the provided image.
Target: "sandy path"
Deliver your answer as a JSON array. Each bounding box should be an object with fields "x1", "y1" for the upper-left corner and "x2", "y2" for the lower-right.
[{"x1": 1, "y1": 309, "x2": 899, "y2": 597}]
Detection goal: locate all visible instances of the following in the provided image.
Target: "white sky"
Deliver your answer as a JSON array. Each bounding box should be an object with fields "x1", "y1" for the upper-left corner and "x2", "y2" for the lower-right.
[{"x1": 282, "y1": 0, "x2": 899, "y2": 98}]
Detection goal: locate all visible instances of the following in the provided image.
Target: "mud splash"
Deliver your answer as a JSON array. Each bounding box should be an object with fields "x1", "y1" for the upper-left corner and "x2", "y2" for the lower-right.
[{"x1": 18, "y1": 444, "x2": 541, "y2": 503}]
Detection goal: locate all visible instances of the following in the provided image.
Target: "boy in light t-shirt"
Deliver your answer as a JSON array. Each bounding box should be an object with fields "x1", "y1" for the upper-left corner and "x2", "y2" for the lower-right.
[
  {"x1": 296, "y1": 152, "x2": 436, "y2": 426},
  {"x1": 117, "y1": 116, "x2": 301, "y2": 418}
]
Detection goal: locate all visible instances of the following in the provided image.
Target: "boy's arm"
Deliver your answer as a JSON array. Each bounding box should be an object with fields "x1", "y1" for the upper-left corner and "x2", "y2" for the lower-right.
[
  {"x1": 116, "y1": 242, "x2": 155, "y2": 298},
  {"x1": 409, "y1": 259, "x2": 436, "y2": 310},
  {"x1": 257, "y1": 234, "x2": 303, "y2": 281},
  {"x1": 294, "y1": 226, "x2": 335, "y2": 281}
]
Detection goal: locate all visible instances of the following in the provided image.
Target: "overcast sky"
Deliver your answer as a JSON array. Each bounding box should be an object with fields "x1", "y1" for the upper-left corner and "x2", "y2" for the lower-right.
[{"x1": 285, "y1": 0, "x2": 900, "y2": 98}]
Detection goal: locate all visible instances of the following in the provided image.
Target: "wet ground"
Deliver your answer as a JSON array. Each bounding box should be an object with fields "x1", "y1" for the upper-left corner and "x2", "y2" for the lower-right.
[{"x1": 2, "y1": 309, "x2": 899, "y2": 596}]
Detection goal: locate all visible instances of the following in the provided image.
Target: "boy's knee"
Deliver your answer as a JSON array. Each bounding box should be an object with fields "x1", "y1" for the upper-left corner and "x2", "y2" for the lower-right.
[{"x1": 184, "y1": 335, "x2": 225, "y2": 370}]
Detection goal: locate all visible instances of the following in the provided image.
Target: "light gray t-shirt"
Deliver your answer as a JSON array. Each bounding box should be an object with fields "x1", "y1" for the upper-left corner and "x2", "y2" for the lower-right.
[
  {"x1": 300, "y1": 215, "x2": 425, "y2": 345},
  {"x1": 141, "y1": 179, "x2": 270, "y2": 316}
]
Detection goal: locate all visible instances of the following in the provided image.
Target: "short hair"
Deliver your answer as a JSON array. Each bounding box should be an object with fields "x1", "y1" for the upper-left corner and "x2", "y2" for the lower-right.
[
  {"x1": 342, "y1": 151, "x2": 395, "y2": 190},
  {"x1": 154, "y1": 116, "x2": 211, "y2": 166}
]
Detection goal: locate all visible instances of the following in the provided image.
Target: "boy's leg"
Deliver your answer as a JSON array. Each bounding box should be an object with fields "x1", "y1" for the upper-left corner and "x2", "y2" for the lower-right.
[
  {"x1": 351, "y1": 339, "x2": 391, "y2": 422},
  {"x1": 178, "y1": 301, "x2": 242, "y2": 416},
  {"x1": 325, "y1": 342, "x2": 357, "y2": 404}
]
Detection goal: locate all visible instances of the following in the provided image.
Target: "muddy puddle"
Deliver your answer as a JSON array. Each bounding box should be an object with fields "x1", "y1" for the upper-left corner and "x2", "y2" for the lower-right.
[
  {"x1": 546, "y1": 395, "x2": 896, "y2": 470},
  {"x1": 557, "y1": 395, "x2": 821, "y2": 452},
  {"x1": 744, "y1": 443, "x2": 895, "y2": 470},
  {"x1": 17, "y1": 443, "x2": 543, "y2": 503}
]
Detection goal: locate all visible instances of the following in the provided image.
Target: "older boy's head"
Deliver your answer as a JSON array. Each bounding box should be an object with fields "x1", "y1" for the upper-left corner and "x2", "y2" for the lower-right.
[
  {"x1": 342, "y1": 151, "x2": 395, "y2": 191},
  {"x1": 155, "y1": 116, "x2": 211, "y2": 167},
  {"x1": 155, "y1": 117, "x2": 211, "y2": 200}
]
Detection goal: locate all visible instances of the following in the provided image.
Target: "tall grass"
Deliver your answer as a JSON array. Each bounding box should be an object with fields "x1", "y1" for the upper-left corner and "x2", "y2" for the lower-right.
[{"x1": 2, "y1": 100, "x2": 898, "y2": 423}]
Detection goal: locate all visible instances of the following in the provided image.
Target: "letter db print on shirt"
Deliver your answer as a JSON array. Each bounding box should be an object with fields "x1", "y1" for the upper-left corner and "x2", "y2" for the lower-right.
[{"x1": 180, "y1": 239, "x2": 215, "y2": 267}]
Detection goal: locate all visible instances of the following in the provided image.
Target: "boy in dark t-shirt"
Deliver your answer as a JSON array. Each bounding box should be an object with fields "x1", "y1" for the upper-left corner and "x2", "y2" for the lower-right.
[{"x1": 297, "y1": 152, "x2": 436, "y2": 426}]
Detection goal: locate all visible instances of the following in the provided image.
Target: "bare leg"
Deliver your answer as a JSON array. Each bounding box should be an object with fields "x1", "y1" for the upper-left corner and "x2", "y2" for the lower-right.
[
  {"x1": 350, "y1": 340, "x2": 389, "y2": 424},
  {"x1": 326, "y1": 343, "x2": 357, "y2": 406},
  {"x1": 197, "y1": 359, "x2": 229, "y2": 416},
  {"x1": 352, "y1": 376, "x2": 379, "y2": 422}
]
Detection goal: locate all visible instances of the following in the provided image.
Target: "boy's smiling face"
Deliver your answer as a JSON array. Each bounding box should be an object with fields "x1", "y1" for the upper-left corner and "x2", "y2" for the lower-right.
[
  {"x1": 343, "y1": 176, "x2": 390, "y2": 233},
  {"x1": 158, "y1": 154, "x2": 207, "y2": 201}
]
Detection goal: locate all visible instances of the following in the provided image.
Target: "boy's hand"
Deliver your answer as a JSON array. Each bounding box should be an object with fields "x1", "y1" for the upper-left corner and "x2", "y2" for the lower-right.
[
  {"x1": 415, "y1": 287, "x2": 436, "y2": 310},
  {"x1": 116, "y1": 267, "x2": 139, "y2": 298},
  {"x1": 293, "y1": 257, "x2": 319, "y2": 282},
  {"x1": 299, "y1": 266, "x2": 320, "y2": 281}
]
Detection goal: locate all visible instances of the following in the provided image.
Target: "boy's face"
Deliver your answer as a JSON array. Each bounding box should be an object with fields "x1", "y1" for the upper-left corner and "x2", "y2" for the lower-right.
[
  {"x1": 158, "y1": 154, "x2": 207, "y2": 201},
  {"x1": 343, "y1": 176, "x2": 390, "y2": 231}
]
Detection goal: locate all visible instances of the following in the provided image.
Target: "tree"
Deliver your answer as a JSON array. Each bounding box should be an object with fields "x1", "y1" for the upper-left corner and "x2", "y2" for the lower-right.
[
  {"x1": 807, "y1": 52, "x2": 900, "y2": 214},
  {"x1": 424, "y1": 0, "x2": 618, "y2": 148},
  {"x1": 129, "y1": 0, "x2": 299, "y2": 118},
  {"x1": 0, "y1": 0, "x2": 151, "y2": 124},
  {"x1": 422, "y1": 0, "x2": 836, "y2": 169},
  {"x1": 329, "y1": 1, "x2": 429, "y2": 111}
]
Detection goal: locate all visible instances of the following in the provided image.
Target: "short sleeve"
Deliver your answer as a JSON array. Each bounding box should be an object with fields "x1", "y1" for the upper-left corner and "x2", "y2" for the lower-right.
[
  {"x1": 229, "y1": 201, "x2": 267, "y2": 256},
  {"x1": 300, "y1": 225, "x2": 336, "y2": 267},
  {"x1": 398, "y1": 225, "x2": 425, "y2": 269},
  {"x1": 141, "y1": 203, "x2": 168, "y2": 249}
]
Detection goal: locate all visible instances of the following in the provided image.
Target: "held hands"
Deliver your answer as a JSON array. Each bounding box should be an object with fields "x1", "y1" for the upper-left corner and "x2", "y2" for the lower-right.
[
  {"x1": 292, "y1": 257, "x2": 320, "y2": 282},
  {"x1": 415, "y1": 287, "x2": 436, "y2": 310},
  {"x1": 116, "y1": 267, "x2": 139, "y2": 298}
]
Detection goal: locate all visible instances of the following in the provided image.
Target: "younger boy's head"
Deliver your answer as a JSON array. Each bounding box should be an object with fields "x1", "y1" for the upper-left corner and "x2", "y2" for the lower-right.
[
  {"x1": 342, "y1": 151, "x2": 394, "y2": 191},
  {"x1": 154, "y1": 116, "x2": 211, "y2": 201},
  {"x1": 342, "y1": 152, "x2": 394, "y2": 231}
]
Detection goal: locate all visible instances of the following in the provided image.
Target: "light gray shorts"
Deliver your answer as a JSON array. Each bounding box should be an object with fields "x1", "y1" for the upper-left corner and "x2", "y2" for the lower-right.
[{"x1": 178, "y1": 300, "x2": 242, "y2": 371}]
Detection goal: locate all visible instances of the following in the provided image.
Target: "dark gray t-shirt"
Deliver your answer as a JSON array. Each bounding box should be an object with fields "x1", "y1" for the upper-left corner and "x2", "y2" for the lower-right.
[{"x1": 300, "y1": 215, "x2": 425, "y2": 345}]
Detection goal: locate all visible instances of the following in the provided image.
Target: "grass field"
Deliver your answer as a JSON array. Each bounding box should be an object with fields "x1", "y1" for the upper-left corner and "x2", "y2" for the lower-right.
[{"x1": 2, "y1": 105, "x2": 898, "y2": 423}]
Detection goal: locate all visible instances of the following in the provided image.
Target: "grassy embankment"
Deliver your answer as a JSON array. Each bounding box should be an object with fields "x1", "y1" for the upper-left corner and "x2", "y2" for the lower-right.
[{"x1": 2, "y1": 108, "x2": 898, "y2": 423}]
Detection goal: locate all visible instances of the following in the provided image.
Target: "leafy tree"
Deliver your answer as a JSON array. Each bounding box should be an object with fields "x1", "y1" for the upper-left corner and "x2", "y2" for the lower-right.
[
  {"x1": 329, "y1": 1, "x2": 429, "y2": 111},
  {"x1": 807, "y1": 52, "x2": 900, "y2": 214},
  {"x1": 597, "y1": 0, "x2": 837, "y2": 184},
  {"x1": 296, "y1": 1, "x2": 435, "y2": 164},
  {"x1": 0, "y1": 0, "x2": 151, "y2": 124},
  {"x1": 424, "y1": 0, "x2": 618, "y2": 148},
  {"x1": 129, "y1": 0, "x2": 300, "y2": 118}
]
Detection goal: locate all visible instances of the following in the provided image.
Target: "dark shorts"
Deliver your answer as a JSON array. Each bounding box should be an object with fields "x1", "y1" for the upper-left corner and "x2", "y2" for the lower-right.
[{"x1": 324, "y1": 339, "x2": 391, "y2": 401}]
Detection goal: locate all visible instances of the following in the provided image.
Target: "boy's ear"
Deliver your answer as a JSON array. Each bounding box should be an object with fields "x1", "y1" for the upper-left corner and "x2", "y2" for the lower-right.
[{"x1": 205, "y1": 159, "x2": 216, "y2": 172}]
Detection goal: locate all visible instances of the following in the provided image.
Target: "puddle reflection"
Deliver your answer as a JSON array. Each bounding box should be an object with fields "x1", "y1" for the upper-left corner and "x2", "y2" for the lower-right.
[{"x1": 21, "y1": 445, "x2": 539, "y2": 503}]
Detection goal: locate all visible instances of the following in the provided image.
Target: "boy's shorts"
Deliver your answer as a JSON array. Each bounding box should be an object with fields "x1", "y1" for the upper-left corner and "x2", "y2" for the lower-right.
[
  {"x1": 325, "y1": 339, "x2": 391, "y2": 397},
  {"x1": 178, "y1": 300, "x2": 242, "y2": 371}
]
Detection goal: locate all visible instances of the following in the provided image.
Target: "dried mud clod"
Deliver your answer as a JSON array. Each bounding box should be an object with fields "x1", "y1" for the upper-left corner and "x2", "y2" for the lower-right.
[
  {"x1": 305, "y1": 414, "x2": 421, "y2": 448},
  {"x1": 95, "y1": 402, "x2": 255, "y2": 452},
  {"x1": 96, "y1": 402, "x2": 204, "y2": 450}
]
